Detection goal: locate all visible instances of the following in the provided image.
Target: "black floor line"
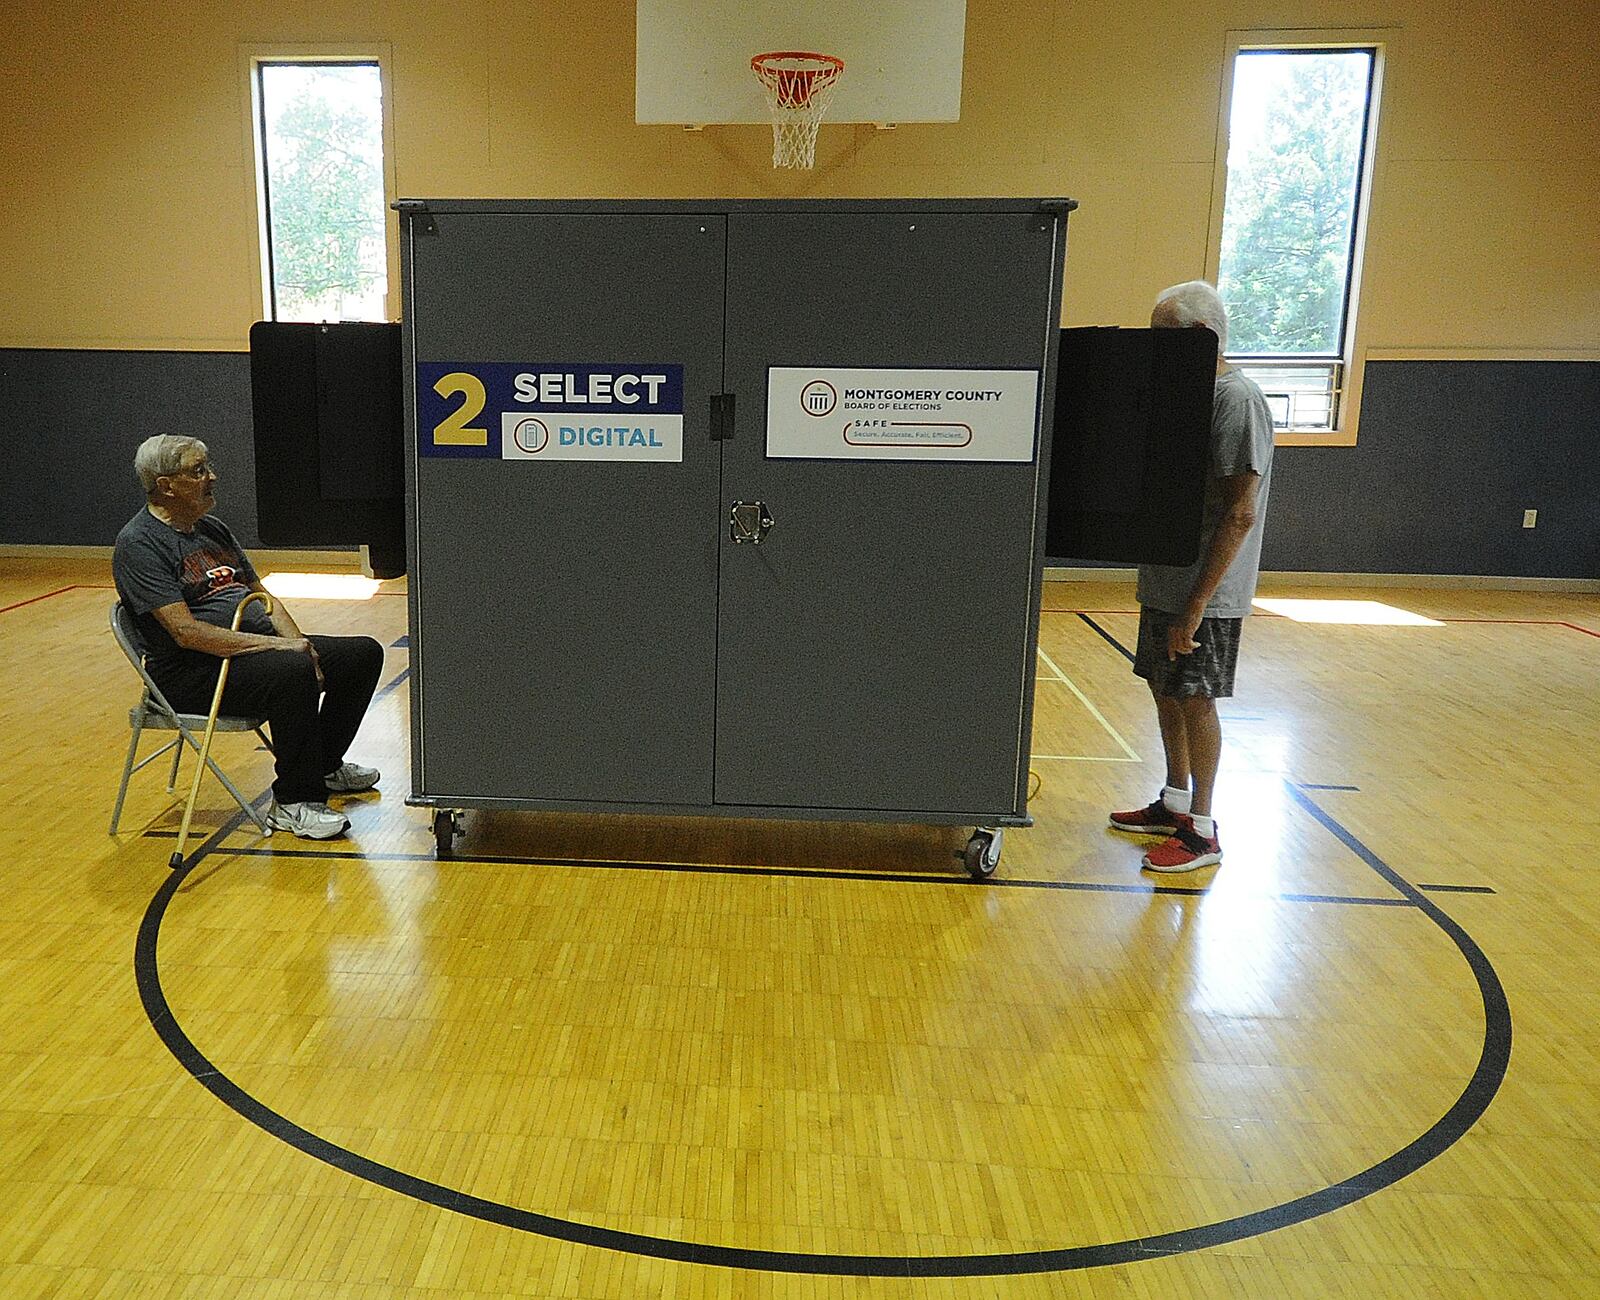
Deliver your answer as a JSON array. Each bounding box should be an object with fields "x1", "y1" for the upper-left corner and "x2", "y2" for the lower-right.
[
  {"x1": 373, "y1": 665, "x2": 410, "y2": 702},
  {"x1": 171, "y1": 840, "x2": 1411, "y2": 907},
  {"x1": 158, "y1": 662, "x2": 410, "y2": 871},
  {"x1": 167, "y1": 792, "x2": 267, "y2": 871},
  {"x1": 136, "y1": 774, "x2": 1513, "y2": 1276},
  {"x1": 1077, "y1": 613, "x2": 1134, "y2": 664}
]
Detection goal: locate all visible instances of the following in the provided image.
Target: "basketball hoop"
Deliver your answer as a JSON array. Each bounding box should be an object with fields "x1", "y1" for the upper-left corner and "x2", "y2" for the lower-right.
[{"x1": 750, "y1": 51, "x2": 844, "y2": 170}]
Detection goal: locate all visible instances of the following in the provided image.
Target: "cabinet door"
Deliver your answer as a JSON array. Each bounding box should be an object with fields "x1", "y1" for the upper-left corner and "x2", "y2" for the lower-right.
[
  {"x1": 1046, "y1": 327, "x2": 1215, "y2": 566},
  {"x1": 713, "y1": 210, "x2": 1062, "y2": 817},
  {"x1": 407, "y1": 213, "x2": 726, "y2": 805}
]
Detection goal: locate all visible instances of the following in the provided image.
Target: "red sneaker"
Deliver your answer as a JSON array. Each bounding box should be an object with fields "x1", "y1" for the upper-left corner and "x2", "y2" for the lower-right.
[
  {"x1": 1141, "y1": 816, "x2": 1222, "y2": 873},
  {"x1": 1109, "y1": 797, "x2": 1181, "y2": 835}
]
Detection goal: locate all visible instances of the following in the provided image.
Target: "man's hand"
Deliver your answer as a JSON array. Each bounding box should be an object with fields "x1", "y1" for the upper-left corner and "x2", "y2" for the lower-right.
[
  {"x1": 1168, "y1": 608, "x2": 1203, "y2": 660},
  {"x1": 279, "y1": 636, "x2": 326, "y2": 690},
  {"x1": 1164, "y1": 472, "x2": 1261, "y2": 661}
]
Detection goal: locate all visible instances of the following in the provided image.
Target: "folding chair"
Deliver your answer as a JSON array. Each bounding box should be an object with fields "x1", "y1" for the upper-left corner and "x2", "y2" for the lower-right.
[{"x1": 108, "y1": 601, "x2": 274, "y2": 836}]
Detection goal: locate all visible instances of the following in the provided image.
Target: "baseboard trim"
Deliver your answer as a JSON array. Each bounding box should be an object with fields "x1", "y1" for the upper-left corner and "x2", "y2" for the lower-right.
[
  {"x1": 1044, "y1": 566, "x2": 1599, "y2": 593},
  {"x1": 0, "y1": 543, "x2": 364, "y2": 569},
  {"x1": 1260, "y1": 571, "x2": 1600, "y2": 593},
  {"x1": 6, "y1": 550, "x2": 1593, "y2": 593},
  {"x1": 1045, "y1": 567, "x2": 1137, "y2": 581}
]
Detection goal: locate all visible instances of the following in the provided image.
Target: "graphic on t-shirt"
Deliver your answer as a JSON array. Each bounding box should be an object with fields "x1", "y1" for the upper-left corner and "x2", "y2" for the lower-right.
[{"x1": 181, "y1": 551, "x2": 247, "y2": 602}]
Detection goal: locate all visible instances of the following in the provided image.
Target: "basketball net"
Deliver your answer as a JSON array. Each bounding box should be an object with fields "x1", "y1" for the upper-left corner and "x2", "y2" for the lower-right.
[{"x1": 750, "y1": 51, "x2": 844, "y2": 169}]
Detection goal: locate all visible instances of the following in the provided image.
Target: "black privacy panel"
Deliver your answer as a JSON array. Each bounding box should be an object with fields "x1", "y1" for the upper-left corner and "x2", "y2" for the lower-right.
[
  {"x1": 1046, "y1": 326, "x2": 1215, "y2": 566},
  {"x1": 248, "y1": 321, "x2": 405, "y2": 573}
]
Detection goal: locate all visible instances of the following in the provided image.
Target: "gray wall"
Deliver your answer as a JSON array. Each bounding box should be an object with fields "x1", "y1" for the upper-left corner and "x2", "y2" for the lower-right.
[
  {"x1": 0, "y1": 348, "x2": 262, "y2": 547},
  {"x1": 1262, "y1": 361, "x2": 1598, "y2": 579},
  {"x1": 2, "y1": 349, "x2": 1595, "y2": 579}
]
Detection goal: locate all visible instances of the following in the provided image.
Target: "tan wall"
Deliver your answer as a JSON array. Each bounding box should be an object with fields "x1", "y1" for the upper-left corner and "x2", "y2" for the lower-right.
[{"x1": 1, "y1": 0, "x2": 1596, "y2": 355}]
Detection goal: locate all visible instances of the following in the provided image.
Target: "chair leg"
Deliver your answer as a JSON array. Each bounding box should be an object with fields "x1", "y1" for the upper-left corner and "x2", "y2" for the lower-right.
[
  {"x1": 109, "y1": 722, "x2": 144, "y2": 835},
  {"x1": 162, "y1": 721, "x2": 272, "y2": 838},
  {"x1": 203, "y1": 752, "x2": 273, "y2": 834},
  {"x1": 167, "y1": 730, "x2": 184, "y2": 791},
  {"x1": 172, "y1": 720, "x2": 272, "y2": 832}
]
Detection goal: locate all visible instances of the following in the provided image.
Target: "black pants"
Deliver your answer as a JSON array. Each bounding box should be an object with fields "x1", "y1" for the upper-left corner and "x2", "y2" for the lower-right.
[{"x1": 156, "y1": 635, "x2": 385, "y2": 805}]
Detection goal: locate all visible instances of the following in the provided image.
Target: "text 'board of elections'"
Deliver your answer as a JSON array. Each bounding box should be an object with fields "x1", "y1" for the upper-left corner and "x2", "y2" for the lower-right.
[
  {"x1": 766, "y1": 367, "x2": 1040, "y2": 461},
  {"x1": 418, "y1": 363, "x2": 684, "y2": 462}
]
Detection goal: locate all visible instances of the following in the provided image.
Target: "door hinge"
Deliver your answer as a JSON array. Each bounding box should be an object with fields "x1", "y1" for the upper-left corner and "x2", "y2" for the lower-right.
[{"x1": 393, "y1": 200, "x2": 438, "y2": 236}]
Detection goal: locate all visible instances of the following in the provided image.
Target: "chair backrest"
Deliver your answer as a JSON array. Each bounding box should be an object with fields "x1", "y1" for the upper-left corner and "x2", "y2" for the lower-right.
[
  {"x1": 110, "y1": 601, "x2": 174, "y2": 713},
  {"x1": 109, "y1": 601, "x2": 267, "y2": 732},
  {"x1": 110, "y1": 600, "x2": 148, "y2": 665}
]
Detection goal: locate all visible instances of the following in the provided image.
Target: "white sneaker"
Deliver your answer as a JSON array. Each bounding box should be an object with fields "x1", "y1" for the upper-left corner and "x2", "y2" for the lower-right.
[
  {"x1": 324, "y1": 761, "x2": 380, "y2": 793},
  {"x1": 267, "y1": 800, "x2": 350, "y2": 840}
]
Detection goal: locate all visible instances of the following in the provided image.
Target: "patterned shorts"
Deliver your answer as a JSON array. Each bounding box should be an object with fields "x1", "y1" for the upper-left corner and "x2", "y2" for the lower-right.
[{"x1": 1133, "y1": 607, "x2": 1243, "y2": 699}]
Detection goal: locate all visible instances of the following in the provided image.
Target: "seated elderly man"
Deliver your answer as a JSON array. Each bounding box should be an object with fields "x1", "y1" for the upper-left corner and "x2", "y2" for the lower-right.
[{"x1": 113, "y1": 434, "x2": 385, "y2": 840}]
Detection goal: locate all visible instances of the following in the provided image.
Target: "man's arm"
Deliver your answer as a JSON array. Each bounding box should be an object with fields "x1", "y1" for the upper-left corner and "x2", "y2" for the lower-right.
[
  {"x1": 1167, "y1": 471, "x2": 1262, "y2": 660},
  {"x1": 245, "y1": 581, "x2": 324, "y2": 686},
  {"x1": 250, "y1": 580, "x2": 305, "y2": 640},
  {"x1": 150, "y1": 602, "x2": 315, "y2": 661}
]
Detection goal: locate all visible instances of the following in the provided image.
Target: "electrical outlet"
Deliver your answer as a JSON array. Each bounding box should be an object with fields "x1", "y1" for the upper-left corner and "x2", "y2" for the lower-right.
[{"x1": 1523, "y1": 509, "x2": 1538, "y2": 528}]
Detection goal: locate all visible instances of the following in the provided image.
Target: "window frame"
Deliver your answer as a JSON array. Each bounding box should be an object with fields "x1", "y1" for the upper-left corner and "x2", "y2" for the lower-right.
[
  {"x1": 240, "y1": 45, "x2": 399, "y2": 326},
  {"x1": 1204, "y1": 29, "x2": 1394, "y2": 446}
]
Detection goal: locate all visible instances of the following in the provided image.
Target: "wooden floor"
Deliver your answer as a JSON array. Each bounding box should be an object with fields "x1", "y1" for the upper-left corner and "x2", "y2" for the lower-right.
[{"x1": 3, "y1": 554, "x2": 1599, "y2": 1298}]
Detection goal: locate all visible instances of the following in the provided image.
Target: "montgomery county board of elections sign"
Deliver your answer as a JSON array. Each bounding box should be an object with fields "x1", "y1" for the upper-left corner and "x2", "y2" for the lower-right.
[
  {"x1": 417, "y1": 363, "x2": 685, "y2": 462},
  {"x1": 766, "y1": 367, "x2": 1040, "y2": 461}
]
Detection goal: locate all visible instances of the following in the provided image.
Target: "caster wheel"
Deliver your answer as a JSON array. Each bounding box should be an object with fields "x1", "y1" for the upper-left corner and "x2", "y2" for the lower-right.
[
  {"x1": 963, "y1": 828, "x2": 1002, "y2": 880},
  {"x1": 433, "y1": 809, "x2": 462, "y2": 857}
]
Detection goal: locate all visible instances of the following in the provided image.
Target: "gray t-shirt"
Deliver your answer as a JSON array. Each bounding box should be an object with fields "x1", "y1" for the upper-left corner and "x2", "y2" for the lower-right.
[
  {"x1": 112, "y1": 508, "x2": 274, "y2": 670},
  {"x1": 1136, "y1": 368, "x2": 1275, "y2": 618}
]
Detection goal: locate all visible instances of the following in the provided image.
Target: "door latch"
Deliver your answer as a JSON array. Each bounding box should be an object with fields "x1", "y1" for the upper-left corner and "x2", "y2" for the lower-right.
[{"x1": 729, "y1": 501, "x2": 774, "y2": 544}]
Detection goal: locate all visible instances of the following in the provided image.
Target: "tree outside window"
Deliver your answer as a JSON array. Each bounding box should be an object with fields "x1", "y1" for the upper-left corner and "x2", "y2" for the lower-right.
[
  {"x1": 256, "y1": 62, "x2": 388, "y2": 323},
  {"x1": 1218, "y1": 49, "x2": 1377, "y2": 430}
]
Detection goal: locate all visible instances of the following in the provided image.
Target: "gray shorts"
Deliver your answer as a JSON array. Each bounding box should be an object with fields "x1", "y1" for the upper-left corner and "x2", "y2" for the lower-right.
[{"x1": 1133, "y1": 607, "x2": 1243, "y2": 699}]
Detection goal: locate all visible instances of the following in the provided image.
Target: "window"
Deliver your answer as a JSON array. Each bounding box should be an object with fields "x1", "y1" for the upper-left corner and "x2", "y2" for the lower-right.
[
  {"x1": 1216, "y1": 47, "x2": 1379, "y2": 432},
  {"x1": 254, "y1": 61, "x2": 389, "y2": 323}
]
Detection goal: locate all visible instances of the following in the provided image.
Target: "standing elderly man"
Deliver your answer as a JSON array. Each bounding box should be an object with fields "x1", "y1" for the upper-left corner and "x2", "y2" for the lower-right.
[
  {"x1": 1109, "y1": 281, "x2": 1275, "y2": 872},
  {"x1": 113, "y1": 434, "x2": 385, "y2": 840}
]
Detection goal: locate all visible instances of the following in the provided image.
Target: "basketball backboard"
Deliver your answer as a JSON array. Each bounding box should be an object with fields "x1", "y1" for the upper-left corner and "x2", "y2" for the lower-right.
[{"x1": 635, "y1": 0, "x2": 967, "y2": 125}]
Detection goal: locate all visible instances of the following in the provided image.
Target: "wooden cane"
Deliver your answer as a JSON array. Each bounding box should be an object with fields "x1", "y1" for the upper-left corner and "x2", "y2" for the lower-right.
[{"x1": 169, "y1": 591, "x2": 274, "y2": 870}]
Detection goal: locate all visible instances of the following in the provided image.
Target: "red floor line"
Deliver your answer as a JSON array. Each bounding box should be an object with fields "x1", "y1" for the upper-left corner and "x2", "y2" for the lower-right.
[
  {"x1": 1051, "y1": 609, "x2": 1599, "y2": 638},
  {"x1": 0, "y1": 584, "x2": 81, "y2": 615},
  {"x1": 1438, "y1": 618, "x2": 1600, "y2": 639},
  {"x1": 1047, "y1": 608, "x2": 1290, "y2": 619}
]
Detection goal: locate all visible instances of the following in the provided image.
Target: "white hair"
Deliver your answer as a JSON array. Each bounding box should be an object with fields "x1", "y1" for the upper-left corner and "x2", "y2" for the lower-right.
[
  {"x1": 1153, "y1": 280, "x2": 1229, "y2": 352},
  {"x1": 134, "y1": 434, "x2": 208, "y2": 495}
]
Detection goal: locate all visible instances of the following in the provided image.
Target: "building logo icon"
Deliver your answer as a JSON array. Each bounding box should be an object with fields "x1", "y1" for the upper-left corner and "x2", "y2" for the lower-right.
[{"x1": 800, "y1": 380, "x2": 837, "y2": 417}]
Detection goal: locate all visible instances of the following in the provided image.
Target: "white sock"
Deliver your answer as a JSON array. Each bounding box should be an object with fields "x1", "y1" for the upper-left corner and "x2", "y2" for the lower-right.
[
  {"x1": 1190, "y1": 814, "x2": 1216, "y2": 838},
  {"x1": 1161, "y1": 785, "x2": 1192, "y2": 814}
]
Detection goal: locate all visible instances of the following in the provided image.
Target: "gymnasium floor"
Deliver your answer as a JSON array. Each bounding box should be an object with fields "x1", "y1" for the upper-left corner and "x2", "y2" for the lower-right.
[{"x1": 2, "y1": 555, "x2": 1598, "y2": 1298}]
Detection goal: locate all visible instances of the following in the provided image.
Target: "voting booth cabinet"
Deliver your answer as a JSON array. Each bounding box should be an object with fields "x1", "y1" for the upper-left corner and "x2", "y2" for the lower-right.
[{"x1": 398, "y1": 198, "x2": 1072, "y2": 875}]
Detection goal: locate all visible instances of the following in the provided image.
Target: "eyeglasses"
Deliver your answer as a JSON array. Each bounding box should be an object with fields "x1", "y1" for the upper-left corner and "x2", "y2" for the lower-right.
[{"x1": 171, "y1": 460, "x2": 217, "y2": 480}]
